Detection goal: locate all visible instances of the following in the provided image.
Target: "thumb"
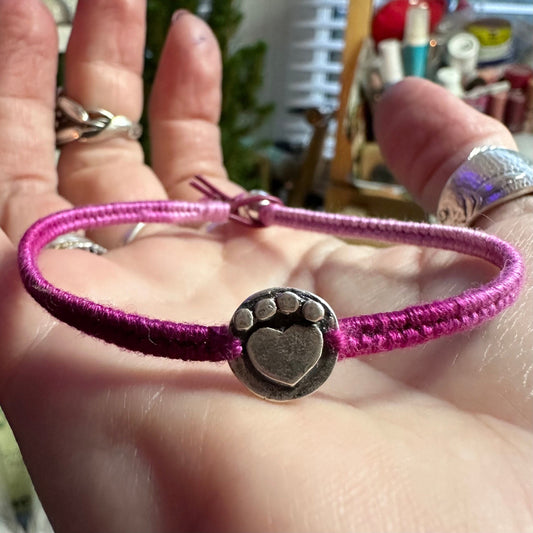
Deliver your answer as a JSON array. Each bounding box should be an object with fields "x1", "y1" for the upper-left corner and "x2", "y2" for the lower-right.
[{"x1": 374, "y1": 78, "x2": 517, "y2": 214}]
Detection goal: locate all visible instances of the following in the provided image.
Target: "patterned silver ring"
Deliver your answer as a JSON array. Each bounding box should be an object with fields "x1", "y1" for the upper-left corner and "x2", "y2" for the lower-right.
[
  {"x1": 437, "y1": 146, "x2": 533, "y2": 226},
  {"x1": 46, "y1": 233, "x2": 108, "y2": 255}
]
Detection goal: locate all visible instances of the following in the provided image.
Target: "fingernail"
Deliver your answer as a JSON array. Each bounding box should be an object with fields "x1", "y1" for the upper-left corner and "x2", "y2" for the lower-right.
[{"x1": 171, "y1": 9, "x2": 189, "y2": 25}]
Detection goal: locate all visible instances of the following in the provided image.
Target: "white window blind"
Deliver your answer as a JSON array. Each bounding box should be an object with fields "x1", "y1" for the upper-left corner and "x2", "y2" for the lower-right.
[
  {"x1": 280, "y1": 0, "x2": 349, "y2": 158},
  {"x1": 469, "y1": 0, "x2": 533, "y2": 16}
]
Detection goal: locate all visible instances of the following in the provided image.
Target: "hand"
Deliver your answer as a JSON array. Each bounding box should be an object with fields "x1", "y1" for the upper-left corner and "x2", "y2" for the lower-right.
[{"x1": 0, "y1": 1, "x2": 531, "y2": 532}]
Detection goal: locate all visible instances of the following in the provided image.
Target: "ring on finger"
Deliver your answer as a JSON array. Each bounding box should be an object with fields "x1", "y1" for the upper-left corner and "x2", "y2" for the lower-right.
[
  {"x1": 123, "y1": 222, "x2": 147, "y2": 245},
  {"x1": 55, "y1": 90, "x2": 143, "y2": 146},
  {"x1": 46, "y1": 233, "x2": 108, "y2": 255},
  {"x1": 437, "y1": 146, "x2": 533, "y2": 226}
]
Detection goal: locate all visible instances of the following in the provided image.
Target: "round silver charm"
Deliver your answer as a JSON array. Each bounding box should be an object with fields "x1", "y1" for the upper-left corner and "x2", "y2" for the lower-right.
[{"x1": 229, "y1": 288, "x2": 338, "y2": 401}]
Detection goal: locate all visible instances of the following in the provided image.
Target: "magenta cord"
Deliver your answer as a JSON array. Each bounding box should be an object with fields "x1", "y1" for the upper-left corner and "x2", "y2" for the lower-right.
[{"x1": 18, "y1": 198, "x2": 524, "y2": 363}]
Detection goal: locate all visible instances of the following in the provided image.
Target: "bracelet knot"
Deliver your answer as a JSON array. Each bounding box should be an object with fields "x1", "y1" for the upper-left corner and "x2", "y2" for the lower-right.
[{"x1": 190, "y1": 175, "x2": 282, "y2": 227}]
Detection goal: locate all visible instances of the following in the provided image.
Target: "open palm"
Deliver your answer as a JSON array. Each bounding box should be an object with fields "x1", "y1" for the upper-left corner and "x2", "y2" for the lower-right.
[{"x1": 0, "y1": 1, "x2": 531, "y2": 532}]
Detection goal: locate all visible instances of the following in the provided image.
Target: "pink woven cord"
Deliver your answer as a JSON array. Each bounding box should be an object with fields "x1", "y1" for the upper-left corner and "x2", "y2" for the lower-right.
[
  {"x1": 18, "y1": 201, "x2": 241, "y2": 362},
  {"x1": 263, "y1": 204, "x2": 524, "y2": 358},
  {"x1": 18, "y1": 198, "x2": 525, "y2": 363}
]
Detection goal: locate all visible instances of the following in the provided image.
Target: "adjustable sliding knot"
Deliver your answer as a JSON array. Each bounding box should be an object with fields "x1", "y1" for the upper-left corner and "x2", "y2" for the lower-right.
[{"x1": 190, "y1": 175, "x2": 282, "y2": 227}]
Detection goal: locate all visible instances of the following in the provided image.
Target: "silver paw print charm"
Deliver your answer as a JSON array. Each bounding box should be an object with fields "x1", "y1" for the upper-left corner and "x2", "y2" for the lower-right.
[{"x1": 229, "y1": 288, "x2": 339, "y2": 401}]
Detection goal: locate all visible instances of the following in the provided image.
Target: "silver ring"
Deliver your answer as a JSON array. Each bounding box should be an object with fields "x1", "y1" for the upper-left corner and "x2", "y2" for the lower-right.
[
  {"x1": 47, "y1": 233, "x2": 108, "y2": 255},
  {"x1": 437, "y1": 146, "x2": 533, "y2": 226},
  {"x1": 123, "y1": 222, "x2": 147, "y2": 245},
  {"x1": 55, "y1": 91, "x2": 142, "y2": 146}
]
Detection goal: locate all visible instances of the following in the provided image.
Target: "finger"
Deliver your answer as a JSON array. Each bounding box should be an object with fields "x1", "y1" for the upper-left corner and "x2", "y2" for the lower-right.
[
  {"x1": 373, "y1": 78, "x2": 533, "y2": 420},
  {"x1": 149, "y1": 12, "x2": 238, "y2": 200},
  {"x1": 58, "y1": 0, "x2": 167, "y2": 215},
  {"x1": 0, "y1": 0, "x2": 70, "y2": 242},
  {"x1": 374, "y1": 78, "x2": 532, "y2": 225}
]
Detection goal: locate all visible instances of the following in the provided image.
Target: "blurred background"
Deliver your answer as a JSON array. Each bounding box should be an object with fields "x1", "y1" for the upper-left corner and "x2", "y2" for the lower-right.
[
  {"x1": 47, "y1": 0, "x2": 533, "y2": 213},
  {"x1": 1, "y1": 1, "x2": 532, "y2": 530}
]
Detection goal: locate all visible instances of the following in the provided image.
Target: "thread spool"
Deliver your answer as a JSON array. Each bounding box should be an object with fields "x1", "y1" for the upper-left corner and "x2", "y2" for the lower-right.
[{"x1": 447, "y1": 32, "x2": 480, "y2": 75}]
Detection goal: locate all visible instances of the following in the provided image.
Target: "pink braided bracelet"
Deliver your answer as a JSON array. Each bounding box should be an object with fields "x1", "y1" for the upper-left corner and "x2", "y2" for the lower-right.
[{"x1": 18, "y1": 182, "x2": 525, "y2": 400}]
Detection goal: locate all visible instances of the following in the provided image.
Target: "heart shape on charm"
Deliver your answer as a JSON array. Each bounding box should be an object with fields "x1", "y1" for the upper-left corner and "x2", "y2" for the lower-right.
[{"x1": 247, "y1": 325, "x2": 323, "y2": 387}]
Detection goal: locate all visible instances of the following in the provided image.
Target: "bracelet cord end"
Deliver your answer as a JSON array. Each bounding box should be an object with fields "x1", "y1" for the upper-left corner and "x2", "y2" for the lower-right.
[{"x1": 190, "y1": 175, "x2": 282, "y2": 227}]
